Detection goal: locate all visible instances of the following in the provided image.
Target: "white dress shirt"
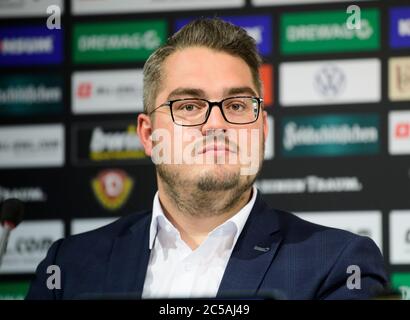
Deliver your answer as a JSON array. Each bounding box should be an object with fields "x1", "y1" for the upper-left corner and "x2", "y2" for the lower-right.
[{"x1": 141, "y1": 186, "x2": 258, "y2": 299}]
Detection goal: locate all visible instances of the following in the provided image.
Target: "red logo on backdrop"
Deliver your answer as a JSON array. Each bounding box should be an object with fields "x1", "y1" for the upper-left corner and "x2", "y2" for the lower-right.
[
  {"x1": 77, "y1": 82, "x2": 93, "y2": 99},
  {"x1": 91, "y1": 169, "x2": 134, "y2": 211},
  {"x1": 259, "y1": 64, "x2": 273, "y2": 107},
  {"x1": 395, "y1": 123, "x2": 410, "y2": 138}
]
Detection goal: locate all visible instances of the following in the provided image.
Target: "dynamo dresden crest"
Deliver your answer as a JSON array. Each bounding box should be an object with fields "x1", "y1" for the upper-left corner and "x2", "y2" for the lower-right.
[{"x1": 91, "y1": 169, "x2": 133, "y2": 210}]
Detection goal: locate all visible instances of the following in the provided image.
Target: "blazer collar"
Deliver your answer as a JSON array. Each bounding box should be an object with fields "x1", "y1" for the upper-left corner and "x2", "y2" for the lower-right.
[
  {"x1": 104, "y1": 213, "x2": 151, "y2": 298},
  {"x1": 217, "y1": 192, "x2": 283, "y2": 298},
  {"x1": 104, "y1": 191, "x2": 282, "y2": 299}
]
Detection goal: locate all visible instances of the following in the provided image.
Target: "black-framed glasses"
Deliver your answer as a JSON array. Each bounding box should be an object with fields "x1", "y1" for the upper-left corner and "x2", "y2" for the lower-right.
[{"x1": 148, "y1": 96, "x2": 263, "y2": 127}]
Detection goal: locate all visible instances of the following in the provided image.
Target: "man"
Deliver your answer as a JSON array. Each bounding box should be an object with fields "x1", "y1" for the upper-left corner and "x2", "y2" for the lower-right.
[{"x1": 26, "y1": 18, "x2": 388, "y2": 300}]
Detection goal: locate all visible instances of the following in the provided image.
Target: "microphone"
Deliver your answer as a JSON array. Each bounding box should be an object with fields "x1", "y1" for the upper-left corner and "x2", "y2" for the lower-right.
[{"x1": 0, "y1": 198, "x2": 25, "y2": 267}]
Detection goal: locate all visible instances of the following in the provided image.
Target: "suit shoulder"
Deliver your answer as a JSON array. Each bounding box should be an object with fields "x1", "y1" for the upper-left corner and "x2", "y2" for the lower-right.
[
  {"x1": 60, "y1": 209, "x2": 152, "y2": 249},
  {"x1": 272, "y1": 209, "x2": 385, "y2": 280},
  {"x1": 275, "y1": 209, "x2": 367, "y2": 245}
]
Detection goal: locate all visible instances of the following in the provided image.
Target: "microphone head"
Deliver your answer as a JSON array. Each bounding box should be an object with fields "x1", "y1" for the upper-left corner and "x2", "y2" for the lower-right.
[{"x1": 1, "y1": 198, "x2": 24, "y2": 228}]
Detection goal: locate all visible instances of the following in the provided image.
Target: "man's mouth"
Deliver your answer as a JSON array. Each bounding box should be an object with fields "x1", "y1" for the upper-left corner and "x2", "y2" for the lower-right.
[{"x1": 198, "y1": 144, "x2": 237, "y2": 155}]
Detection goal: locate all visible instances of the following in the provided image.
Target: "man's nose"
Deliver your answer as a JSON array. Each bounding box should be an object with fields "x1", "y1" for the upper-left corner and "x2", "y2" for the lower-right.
[{"x1": 201, "y1": 105, "x2": 229, "y2": 133}]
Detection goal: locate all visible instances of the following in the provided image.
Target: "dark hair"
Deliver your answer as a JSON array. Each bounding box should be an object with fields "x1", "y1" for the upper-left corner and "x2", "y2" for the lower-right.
[{"x1": 143, "y1": 18, "x2": 262, "y2": 113}]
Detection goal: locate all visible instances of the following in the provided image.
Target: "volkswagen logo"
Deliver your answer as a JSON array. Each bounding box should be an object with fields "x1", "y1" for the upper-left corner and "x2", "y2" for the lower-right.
[{"x1": 314, "y1": 65, "x2": 346, "y2": 98}]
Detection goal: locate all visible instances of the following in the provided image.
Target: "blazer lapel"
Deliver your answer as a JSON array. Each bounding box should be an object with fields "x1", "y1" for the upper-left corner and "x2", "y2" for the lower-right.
[
  {"x1": 217, "y1": 193, "x2": 282, "y2": 298},
  {"x1": 104, "y1": 213, "x2": 152, "y2": 298}
]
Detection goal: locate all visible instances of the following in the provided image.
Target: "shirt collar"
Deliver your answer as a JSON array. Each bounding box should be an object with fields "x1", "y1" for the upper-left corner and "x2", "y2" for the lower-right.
[{"x1": 148, "y1": 185, "x2": 258, "y2": 250}]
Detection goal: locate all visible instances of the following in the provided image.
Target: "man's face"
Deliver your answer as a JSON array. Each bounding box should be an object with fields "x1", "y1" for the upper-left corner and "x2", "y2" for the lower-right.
[{"x1": 140, "y1": 46, "x2": 268, "y2": 192}]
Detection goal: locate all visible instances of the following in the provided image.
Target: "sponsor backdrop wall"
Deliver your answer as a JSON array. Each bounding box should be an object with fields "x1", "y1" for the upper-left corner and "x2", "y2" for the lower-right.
[{"x1": 0, "y1": 0, "x2": 409, "y2": 299}]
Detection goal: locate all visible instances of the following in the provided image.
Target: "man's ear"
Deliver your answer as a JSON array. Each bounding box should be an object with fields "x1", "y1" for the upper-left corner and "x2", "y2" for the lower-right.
[
  {"x1": 262, "y1": 110, "x2": 269, "y2": 142},
  {"x1": 137, "y1": 113, "x2": 153, "y2": 157}
]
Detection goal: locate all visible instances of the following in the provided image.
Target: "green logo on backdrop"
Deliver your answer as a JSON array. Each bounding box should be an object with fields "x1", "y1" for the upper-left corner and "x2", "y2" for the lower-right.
[
  {"x1": 280, "y1": 8, "x2": 380, "y2": 54},
  {"x1": 0, "y1": 281, "x2": 30, "y2": 300},
  {"x1": 0, "y1": 74, "x2": 63, "y2": 116},
  {"x1": 281, "y1": 114, "x2": 380, "y2": 157},
  {"x1": 392, "y1": 273, "x2": 410, "y2": 300},
  {"x1": 73, "y1": 20, "x2": 167, "y2": 63}
]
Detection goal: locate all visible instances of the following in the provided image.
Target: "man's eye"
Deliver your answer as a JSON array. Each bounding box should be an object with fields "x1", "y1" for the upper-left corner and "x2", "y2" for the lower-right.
[
  {"x1": 229, "y1": 103, "x2": 246, "y2": 111},
  {"x1": 181, "y1": 104, "x2": 198, "y2": 111}
]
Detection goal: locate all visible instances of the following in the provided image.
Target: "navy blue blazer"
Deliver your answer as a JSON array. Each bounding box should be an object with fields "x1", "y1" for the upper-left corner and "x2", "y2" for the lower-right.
[{"x1": 26, "y1": 192, "x2": 388, "y2": 300}]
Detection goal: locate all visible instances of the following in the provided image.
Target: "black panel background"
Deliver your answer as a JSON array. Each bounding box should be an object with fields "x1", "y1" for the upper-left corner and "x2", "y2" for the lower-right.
[{"x1": 0, "y1": 0, "x2": 409, "y2": 284}]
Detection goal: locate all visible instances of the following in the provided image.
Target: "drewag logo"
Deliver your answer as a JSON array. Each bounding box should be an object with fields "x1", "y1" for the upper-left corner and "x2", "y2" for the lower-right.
[
  {"x1": 73, "y1": 20, "x2": 166, "y2": 64},
  {"x1": 281, "y1": 114, "x2": 380, "y2": 157},
  {"x1": 281, "y1": 8, "x2": 380, "y2": 54},
  {"x1": 0, "y1": 26, "x2": 63, "y2": 66}
]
